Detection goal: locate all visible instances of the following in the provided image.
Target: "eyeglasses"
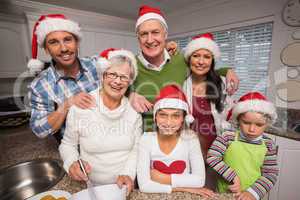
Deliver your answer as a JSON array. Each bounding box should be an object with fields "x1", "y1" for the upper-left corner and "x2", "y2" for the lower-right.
[{"x1": 104, "y1": 72, "x2": 130, "y2": 82}]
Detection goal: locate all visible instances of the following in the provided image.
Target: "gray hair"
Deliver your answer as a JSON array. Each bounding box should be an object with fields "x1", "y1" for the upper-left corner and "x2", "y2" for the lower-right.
[
  {"x1": 106, "y1": 55, "x2": 135, "y2": 80},
  {"x1": 136, "y1": 20, "x2": 168, "y2": 37}
]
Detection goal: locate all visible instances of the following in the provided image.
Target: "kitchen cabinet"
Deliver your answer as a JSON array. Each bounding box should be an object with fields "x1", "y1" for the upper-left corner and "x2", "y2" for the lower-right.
[
  {"x1": 79, "y1": 29, "x2": 138, "y2": 57},
  {"x1": 0, "y1": 20, "x2": 30, "y2": 78},
  {"x1": 269, "y1": 135, "x2": 300, "y2": 200}
]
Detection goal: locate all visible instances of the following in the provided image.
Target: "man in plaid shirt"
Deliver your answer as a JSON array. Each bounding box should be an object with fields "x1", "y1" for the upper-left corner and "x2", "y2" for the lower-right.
[{"x1": 28, "y1": 14, "x2": 99, "y2": 141}]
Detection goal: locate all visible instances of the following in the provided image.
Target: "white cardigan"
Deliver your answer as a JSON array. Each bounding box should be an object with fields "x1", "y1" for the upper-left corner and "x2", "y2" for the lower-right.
[
  {"x1": 183, "y1": 75, "x2": 234, "y2": 135},
  {"x1": 59, "y1": 88, "x2": 142, "y2": 184}
]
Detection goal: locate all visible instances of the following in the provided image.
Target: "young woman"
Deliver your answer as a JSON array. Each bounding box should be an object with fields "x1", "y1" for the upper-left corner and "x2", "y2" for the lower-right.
[
  {"x1": 183, "y1": 33, "x2": 234, "y2": 158},
  {"x1": 137, "y1": 84, "x2": 215, "y2": 198}
]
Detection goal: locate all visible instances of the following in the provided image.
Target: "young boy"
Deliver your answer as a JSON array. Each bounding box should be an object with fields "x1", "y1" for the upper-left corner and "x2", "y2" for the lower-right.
[{"x1": 207, "y1": 92, "x2": 279, "y2": 200}]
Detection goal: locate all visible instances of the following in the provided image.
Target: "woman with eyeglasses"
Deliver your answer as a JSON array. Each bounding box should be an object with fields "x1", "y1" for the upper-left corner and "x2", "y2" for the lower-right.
[{"x1": 59, "y1": 48, "x2": 142, "y2": 194}]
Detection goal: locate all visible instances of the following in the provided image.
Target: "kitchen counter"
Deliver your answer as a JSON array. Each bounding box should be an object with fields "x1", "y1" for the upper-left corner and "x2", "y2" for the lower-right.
[
  {"x1": 266, "y1": 125, "x2": 300, "y2": 141},
  {"x1": 0, "y1": 125, "x2": 235, "y2": 200}
]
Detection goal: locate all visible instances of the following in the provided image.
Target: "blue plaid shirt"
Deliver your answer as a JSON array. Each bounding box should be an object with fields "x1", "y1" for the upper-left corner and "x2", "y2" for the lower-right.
[{"x1": 29, "y1": 57, "x2": 99, "y2": 138}]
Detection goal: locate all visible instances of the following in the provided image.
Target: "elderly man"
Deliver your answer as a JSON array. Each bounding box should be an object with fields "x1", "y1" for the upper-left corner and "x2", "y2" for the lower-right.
[
  {"x1": 130, "y1": 5, "x2": 239, "y2": 131},
  {"x1": 28, "y1": 14, "x2": 99, "y2": 141}
]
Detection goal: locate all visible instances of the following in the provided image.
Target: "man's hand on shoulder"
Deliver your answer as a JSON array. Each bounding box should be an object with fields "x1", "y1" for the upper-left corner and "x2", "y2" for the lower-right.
[
  {"x1": 129, "y1": 92, "x2": 153, "y2": 113},
  {"x1": 67, "y1": 92, "x2": 96, "y2": 109}
]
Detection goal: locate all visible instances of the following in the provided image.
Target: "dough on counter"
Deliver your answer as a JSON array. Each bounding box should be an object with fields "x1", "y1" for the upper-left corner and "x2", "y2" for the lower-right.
[
  {"x1": 40, "y1": 195, "x2": 67, "y2": 200},
  {"x1": 40, "y1": 195, "x2": 56, "y2": 200}
]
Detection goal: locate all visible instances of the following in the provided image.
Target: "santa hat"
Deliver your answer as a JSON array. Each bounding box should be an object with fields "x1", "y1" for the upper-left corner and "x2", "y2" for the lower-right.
[
  {"x1": 184, "y1": 33, "x2": 221, "y2": 62},
  {"x1": 228, "y1": 92, "x2": 277, "y2": 124},
  {"x1": 153, "y1": 84, "x2": 194, "y2": 125},
  {"x1": 96, "y1": 48, "x2": 138, "y2": 82},
  {"x1": 27, "y1": 14, "x2": 82, "y2": 75},
  {"x1": 135, "y1": 5, "x2": 168, "y2": 32}
]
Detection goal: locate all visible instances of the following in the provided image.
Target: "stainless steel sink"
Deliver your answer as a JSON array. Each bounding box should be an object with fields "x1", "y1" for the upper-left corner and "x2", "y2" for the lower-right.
[{"x1": 0, "y1": 158, "x2": 65, "y2": 200}]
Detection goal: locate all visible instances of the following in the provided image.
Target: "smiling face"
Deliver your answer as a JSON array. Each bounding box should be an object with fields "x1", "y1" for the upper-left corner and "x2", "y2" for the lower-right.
[
  {"x1": 137, "y1": 19, "x2": 167, "y2": 63},
  {"x1": 238, "y1": 111, "x2": 269, "y2": 139},
  {"x1": 102, "y1": 61, "x2": 132, "y2": 101},
  {"x1": 189, "y1": 49, "x2": 213, "y2": 78},
  {"x1": 155, "y1": 108, "x2": 185, "y2": 136},
  {"x1": 44, "y1": 31, "x2": 79, "y2": 69}
]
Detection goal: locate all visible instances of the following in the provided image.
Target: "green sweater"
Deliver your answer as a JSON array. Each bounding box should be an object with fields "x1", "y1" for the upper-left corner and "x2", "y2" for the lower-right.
[{"x1": 133, "y1": 53, "x2": 228, "y2": 131}]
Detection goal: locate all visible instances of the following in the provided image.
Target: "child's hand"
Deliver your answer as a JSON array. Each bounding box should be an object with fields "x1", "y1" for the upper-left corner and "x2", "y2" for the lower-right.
[
  {"x1": 229, "y1": 176, "x2": 241, "y2": 193},
  {"x1": 234, "y1": 191, "x2": 256, "y2": 200},
  {"x1": 150, "y1": 169, "x2": 171, "y2": 184}
]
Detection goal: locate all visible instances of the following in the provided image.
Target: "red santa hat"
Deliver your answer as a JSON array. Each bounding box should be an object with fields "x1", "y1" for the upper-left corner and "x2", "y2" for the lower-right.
[
  {"x1": 135, "y1": 5, "x2": 168, "y2": 32},
  {"x1": 96, "y1": 48, "x2": 138, "y2": 81},
  {"x1": 153, "y1": 84, "x2": 194, "y2": 125},
  {"x1": 27, "y1": 14, "x2": 82, "y2": 75},
  {"x1": 229, "y1": 92, "x2": 277, "y2": 124},
  {"x1": 184, "y1": 33, "x2": 221, "y2": 62}
]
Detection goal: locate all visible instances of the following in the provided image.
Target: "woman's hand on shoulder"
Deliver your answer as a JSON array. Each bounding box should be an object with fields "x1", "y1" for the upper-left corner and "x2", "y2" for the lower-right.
[
  {"x1": 226, "y1": 69, "x2": 239, "y2": 96},
  {"x1": 68, "y1": 160, "x2": 91, "y2": 182},
  {"x1": 116, "y1": 175, "x2": 134, "y2": 196}
]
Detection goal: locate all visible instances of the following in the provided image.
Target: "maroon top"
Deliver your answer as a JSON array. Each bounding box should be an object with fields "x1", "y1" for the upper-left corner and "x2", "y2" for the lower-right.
[{"x1": 191, "y1": 96, "x2": 217, "y2": 152}]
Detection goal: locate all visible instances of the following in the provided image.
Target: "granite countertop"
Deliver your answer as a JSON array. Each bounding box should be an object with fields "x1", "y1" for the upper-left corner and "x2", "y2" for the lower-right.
[
  {"x1": 0, "y1": 125, "x2": 233, "y2": 200},
  {"x1": 266, "y1": 125, "x2": 300, "y2": 141}
]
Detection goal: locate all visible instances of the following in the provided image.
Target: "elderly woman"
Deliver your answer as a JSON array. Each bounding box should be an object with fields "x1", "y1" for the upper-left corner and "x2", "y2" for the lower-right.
[{"x1": 59, "y1": 48, "x2": 142, "y2": 193}]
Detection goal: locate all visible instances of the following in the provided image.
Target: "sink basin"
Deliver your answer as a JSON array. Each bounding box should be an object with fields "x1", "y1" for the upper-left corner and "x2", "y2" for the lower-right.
[{"x1": 0, "y1": 158, "x2": 65, "y2": 200}]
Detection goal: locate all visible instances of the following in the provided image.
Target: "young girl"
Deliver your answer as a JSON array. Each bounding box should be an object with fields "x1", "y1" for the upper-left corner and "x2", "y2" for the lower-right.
[
  {"x1": 137, "y1": 84, "x2": 215, "y2": 198},
  {"x1": 207, "y1": 92, "x2": 279, "y2": 200}
]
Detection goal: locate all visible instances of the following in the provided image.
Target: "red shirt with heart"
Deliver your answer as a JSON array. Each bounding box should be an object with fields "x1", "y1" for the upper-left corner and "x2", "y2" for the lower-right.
[{"x1": 152, "y1": 160, "x2": 186, "y2": 174}]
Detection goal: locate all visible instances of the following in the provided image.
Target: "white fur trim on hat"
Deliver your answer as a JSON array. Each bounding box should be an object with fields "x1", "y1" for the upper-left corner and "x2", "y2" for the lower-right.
[
  {"x1": 108, "y1": 50, "x2": 138, "y2": 81},
  {"x1": 153, "y1": 98, "x2": 194, "y2": 125},
  {"x1": 27, "y1": 58, "x2": 44, "y2": 76},
  {"x1": 135, "y1": 13, "x2": 168, "y2": 31},
  {"x1": 154, "y1": 98, "x2": 189, "y2": 115},
  {"x1": 232, "y1": 99, "x2": 278, "y2": 123},
  {"x1": 96, "y1": 57, "x2": 110, "y2": 75},
  {"x1": 36, "y1": 18, "x2": 82, "y2": 47},
  {"x1": 185, "y1": 114, "x2": 195, "y2": 125},
  {"x1": 184, "y1": 37, "x2": 221, "y2": 61}
]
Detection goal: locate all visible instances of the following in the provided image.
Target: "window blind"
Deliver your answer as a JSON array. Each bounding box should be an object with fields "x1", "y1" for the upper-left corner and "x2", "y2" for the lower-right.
[{"x1": 173, "y1": 22, "x2": 273, "y2": 98}]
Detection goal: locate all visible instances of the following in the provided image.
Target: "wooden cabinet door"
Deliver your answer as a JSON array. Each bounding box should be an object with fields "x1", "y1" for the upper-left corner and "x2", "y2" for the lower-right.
[{"x1": 0, "y1": 21, "x2": 30, "y2": 77}]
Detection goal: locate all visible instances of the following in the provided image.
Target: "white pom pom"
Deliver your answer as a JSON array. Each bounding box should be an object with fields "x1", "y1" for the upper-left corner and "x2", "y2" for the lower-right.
[
  {"x1": 96, "y1": 57, "x2": 110, "y2": 74},
  {"x1": 185, "y1": 114, "x2": 194, "y2": 125},
  {"x1": 27, "y1": 59, "x2": 44, "y2": 76}
]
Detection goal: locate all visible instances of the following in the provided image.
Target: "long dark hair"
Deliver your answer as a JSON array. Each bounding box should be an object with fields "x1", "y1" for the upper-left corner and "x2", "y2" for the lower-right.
[
  {"x1": 205, "y1": 59, "x2": 225, "y2": 113},
  {"x1": 189, "y1": 58, "x2": 225, "y2": 113}
]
